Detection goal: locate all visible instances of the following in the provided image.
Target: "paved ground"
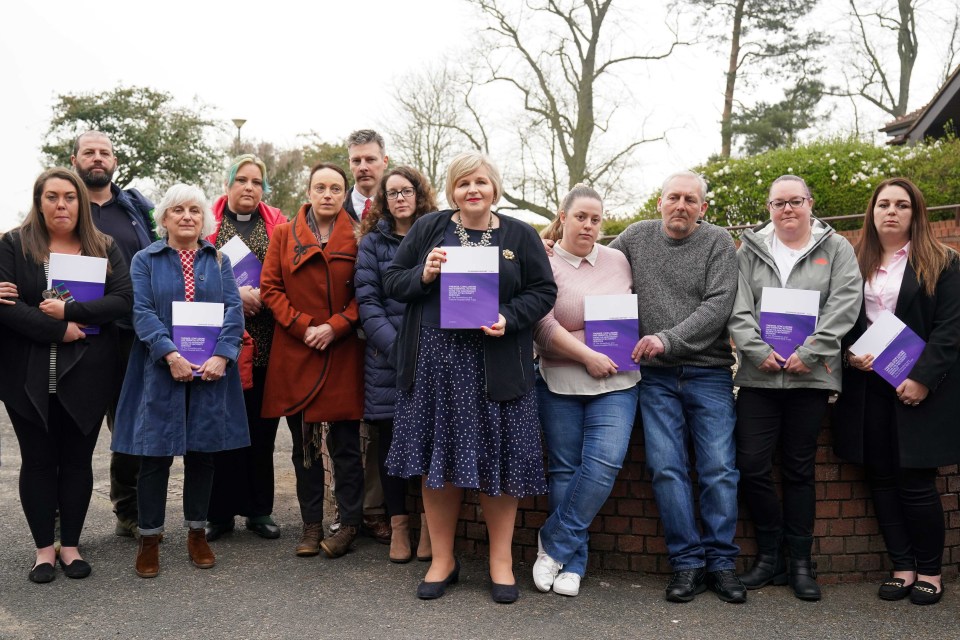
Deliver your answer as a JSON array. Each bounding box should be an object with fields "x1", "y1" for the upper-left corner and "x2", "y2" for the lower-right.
[{"x1": 0, "y1": 411, "x2": 957, "y2": 640}]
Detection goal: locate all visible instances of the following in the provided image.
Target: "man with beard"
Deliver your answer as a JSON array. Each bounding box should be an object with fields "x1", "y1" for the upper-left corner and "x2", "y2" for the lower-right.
[
  {"x1": 71, "y1": 130, "x2": 155, "y2": 539},
  {"x1": 608, "y1": 171, "x2": 744, "y2": 604}
]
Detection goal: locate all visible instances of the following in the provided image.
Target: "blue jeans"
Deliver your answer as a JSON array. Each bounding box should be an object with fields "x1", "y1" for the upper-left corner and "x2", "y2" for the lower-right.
[
  {"x1": 638, "y1": 365, "x2": 739, "y2": 571},
  {"x1": 537, "y1": 375, "x2": 639, "y2": 577}
]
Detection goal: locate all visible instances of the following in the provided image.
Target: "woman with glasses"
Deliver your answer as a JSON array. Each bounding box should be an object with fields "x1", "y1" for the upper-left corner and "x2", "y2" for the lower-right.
[
  {"x1": 355, "y1": 166, "x2": 437, "y2": 563},
  {"x1": 260, "y1": 162, "x2": 365, "y2": 560},
  {"x1": 834, "y1": 178, "x2": 960, "y2": 605},
  {"x1": 727, "y1": 175, "x2": 862, "y2": 601}
]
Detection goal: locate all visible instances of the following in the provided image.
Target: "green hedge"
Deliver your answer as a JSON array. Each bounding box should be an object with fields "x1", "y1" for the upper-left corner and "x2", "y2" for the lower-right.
[{"x1": 610, "y1": 136, "x2": 960, "y2": 234}]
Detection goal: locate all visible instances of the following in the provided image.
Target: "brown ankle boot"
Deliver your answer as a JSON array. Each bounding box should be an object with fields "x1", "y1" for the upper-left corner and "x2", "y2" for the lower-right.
[
  {"x1": 320, "y1": 524, "x2": 358, "y2": 558},
  {"x1": 188, "y1": 528, "x2": 216, "y2": 569},
  {"x1": 135, "y1": 534, "x2": 161, "y2": 578},
  {"x1": 296, "y1": 522, "x2": 323, "y2": 557},
  {"x1": 389, "y1": 515, "x2": 412, "y2": 563},
  {"x1": 417, "y1": 512, "x2": 432, "y2": 561}
]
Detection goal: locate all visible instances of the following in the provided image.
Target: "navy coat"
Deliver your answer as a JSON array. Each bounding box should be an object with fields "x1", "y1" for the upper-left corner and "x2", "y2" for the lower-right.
[
  {"x1": 112, "y1": 239, "x2": 250, "y2": 456},
  {"x1": 356, "y1": 219, "x2": 406, "y2": 420}
]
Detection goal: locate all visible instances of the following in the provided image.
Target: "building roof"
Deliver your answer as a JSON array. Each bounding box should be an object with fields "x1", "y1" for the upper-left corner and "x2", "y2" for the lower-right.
[{"x1": 881, "y1": 64, "x2": 960, "y2": 144}]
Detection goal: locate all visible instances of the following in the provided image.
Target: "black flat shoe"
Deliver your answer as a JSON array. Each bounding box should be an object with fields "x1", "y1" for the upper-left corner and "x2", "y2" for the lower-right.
[
  {"x1": 910, "y1": 580, "x2": 944, "y2": 605},
  {"x1": 28, "y1": 562, "x2": 56, "y2": 584},
  {"x1": 204, "y1": 520, "x2": 235, "y2": 542},
  {"x1": 491, "y1": 581, "x2": 519, "y2": 604},
  {"x1": 417, "y1": 559, "x2": 460, "y2": 600},
  {"x1": 665, "y1": 567, "x2": 706, "y2": 603},
  {"x1": 59, "y1": 557, "x2": 92, "y2": 579},
  {"x1": 245, "y1": 518, "x2": 281, "y2": 540},
  {"x1": 878, "y1": 578, "x2": 913, "y2": 601}
]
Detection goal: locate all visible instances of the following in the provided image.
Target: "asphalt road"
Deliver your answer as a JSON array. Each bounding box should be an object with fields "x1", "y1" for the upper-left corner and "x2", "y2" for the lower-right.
[{"x1": 0, "y1": 411, "x2": 956, "y2": 639}]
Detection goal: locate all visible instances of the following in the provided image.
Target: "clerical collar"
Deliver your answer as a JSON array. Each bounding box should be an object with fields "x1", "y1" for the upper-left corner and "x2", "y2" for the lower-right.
[{"x1": 225, "y1": 204, "x2": 253, "y2": 223}]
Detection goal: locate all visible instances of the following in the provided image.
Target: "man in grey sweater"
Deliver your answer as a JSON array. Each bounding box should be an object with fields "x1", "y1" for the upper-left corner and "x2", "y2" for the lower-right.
[{"x1": 610, "y1": 171, "x2": 744, "y2": 604}]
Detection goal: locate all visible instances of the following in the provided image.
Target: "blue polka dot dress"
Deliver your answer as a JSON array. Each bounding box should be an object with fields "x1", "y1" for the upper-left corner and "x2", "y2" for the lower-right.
[{"x1": 386, "y1": 326, "x2": 547, "y2": 498}]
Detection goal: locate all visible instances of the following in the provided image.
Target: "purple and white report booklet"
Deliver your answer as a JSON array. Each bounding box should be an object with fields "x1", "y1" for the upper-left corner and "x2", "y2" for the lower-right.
[
  {"x1": 48, "y1": 252, "x2": 108, "y2": 335},
  {"x1": 440, "y1": 246, "x2": 499, "y2": 329},
  {"x1": 759, "y1": 287, "x2": 820, "y2": 356},
  {"x1": 171, "y1": 301, "x2": 224, "y2": 375},
  {"x1": 219, "y1": 235, "x2": 262, "y2": 287},
  {"x1": 849, "y1": 310, "x2": 926, "y2": 387},
  {"x1": 584, "y1": 294, "x2": 640, "y2": 370}
]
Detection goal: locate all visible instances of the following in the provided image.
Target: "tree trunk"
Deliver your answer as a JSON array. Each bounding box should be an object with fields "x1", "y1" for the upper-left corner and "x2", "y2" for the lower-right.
[
  {"x1": 721, "y1": 0, "x2": 746, "y2": 158},
  {"x1": 895, "y1": 0, "x2": 918, "y2": 118}
]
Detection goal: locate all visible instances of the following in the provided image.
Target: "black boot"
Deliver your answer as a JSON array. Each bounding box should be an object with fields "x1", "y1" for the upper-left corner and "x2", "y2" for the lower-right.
[
  {"x1": 785, "y1": 535, "x2": 821, "y2": 601},
  {"x1": 739, "y1": 530, "x2": 787, "y2": 589}
]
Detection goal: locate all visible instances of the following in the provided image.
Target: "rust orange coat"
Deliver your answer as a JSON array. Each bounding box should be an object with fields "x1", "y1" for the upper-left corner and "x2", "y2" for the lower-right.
[{"x1": 260, "y1": 205, "x2": 363, "y2": 422}]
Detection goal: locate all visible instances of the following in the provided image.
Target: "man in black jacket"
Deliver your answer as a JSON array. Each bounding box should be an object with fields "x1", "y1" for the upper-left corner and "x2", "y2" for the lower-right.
[
  {"x1": 71, "y1": 131, "x2": 155, "y2": 539},
  {"x1": 343, "y1": 129, "x2": 388, "y2": 222}
]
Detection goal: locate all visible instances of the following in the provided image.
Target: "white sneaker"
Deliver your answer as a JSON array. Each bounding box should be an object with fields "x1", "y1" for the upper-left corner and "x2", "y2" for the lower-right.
[
  {"x1": 553, "y1": 572, "x2": 581, "y2": 597},
  {"x1": 533, "y1": 532, "x2": 563, "y2": 592}
]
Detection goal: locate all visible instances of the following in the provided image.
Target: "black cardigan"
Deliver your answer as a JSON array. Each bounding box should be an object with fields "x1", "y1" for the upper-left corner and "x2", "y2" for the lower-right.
[
  {"x1": 383, "y1": 210, "x2": 557, "y2": 402},
  {"x1": 0, "y1": 230, "x2": 132, "y2": 434},
  {"x1": 833, "y1": 257, "x2": 960, "y2": 468}
]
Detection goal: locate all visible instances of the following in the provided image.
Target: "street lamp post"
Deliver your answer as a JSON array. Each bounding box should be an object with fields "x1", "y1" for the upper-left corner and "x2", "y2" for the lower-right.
[{"x1": 232, "y1": 118, "x2": 247, "y2": 153}]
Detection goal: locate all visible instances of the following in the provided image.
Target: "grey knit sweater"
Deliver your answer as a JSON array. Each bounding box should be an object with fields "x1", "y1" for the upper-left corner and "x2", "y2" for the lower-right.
[{"x1": 609, "y1": 220, "x2": 737, "y2": 368}]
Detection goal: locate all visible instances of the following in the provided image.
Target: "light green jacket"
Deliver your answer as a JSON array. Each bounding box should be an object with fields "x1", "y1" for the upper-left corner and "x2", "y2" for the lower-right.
[{"x1": 728, "y1": 218, "x2": 863, "y2": 391}]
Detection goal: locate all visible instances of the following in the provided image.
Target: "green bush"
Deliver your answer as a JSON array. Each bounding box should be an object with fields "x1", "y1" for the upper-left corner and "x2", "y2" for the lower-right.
[{"x1": 620, "y1": 136, "x2": 960, "y2": 233}]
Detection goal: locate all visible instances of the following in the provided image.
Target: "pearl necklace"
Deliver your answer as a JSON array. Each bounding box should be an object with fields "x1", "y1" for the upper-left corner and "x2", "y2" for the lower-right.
[{"x1": 454, "y1": 213, "x2": 493, "y2": 247}]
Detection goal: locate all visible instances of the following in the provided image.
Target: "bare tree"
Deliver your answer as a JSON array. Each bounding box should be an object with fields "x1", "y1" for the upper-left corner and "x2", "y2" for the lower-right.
[
  {"x1": 839, "y1": 0, "x2": 919, "y2": 118},
  {"x1": 943, "y1": 10, "x2": 960, "y2": 84},
  {"x1": 459, "y1": 0, "x2": 685, "y2": 218}
]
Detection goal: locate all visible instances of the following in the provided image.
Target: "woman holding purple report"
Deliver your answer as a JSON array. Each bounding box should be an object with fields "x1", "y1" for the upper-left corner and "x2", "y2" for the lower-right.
[
  {"x1": 727, "y1": 175, "x2": 862, "y2": 601},
  {"x1": 834, "y1": 178, "x2": 960, "y2": 605},
  {"x1": 112, "y1": 184, "x2": 248, "y2": 579}
]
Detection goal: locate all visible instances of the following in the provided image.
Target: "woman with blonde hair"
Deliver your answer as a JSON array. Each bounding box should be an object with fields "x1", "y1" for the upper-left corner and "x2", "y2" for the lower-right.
[{"x1": 384, "y1": 151, "x2": 556, "y2": 603}]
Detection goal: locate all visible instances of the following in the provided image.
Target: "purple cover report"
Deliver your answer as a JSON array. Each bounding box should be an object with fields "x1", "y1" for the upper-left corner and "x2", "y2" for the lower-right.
[
  {"x1": 219, "y1": 235, "x2": 262, "y2": 288},
  {"x1": 440, "y1": 246, "x2": 499, "y2": 329},
  {"x1": 171, "y1": 301, "x2": 224, "y2": 375},
  {"x1": 849, "y1": 310, "x2": 926, "y2": 387},
  {"x1": 48, "y1": 253, "x2": 108, "y2": 335},
  {"x1": 758, "y1": 287, "x2": 820, "y2": 355},
  {"x1": 584, "y1": 294, "x2": 640, "y2": 371}
]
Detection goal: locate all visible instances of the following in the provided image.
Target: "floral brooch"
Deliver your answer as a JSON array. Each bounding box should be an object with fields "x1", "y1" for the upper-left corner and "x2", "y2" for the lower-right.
[{"x1": 502, "y1": 249, "x2": 516, "y2": 261}]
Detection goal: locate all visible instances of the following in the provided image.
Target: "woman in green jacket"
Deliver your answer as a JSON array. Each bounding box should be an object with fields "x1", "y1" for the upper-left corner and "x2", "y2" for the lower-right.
[{"x1": 727, "y1": 175, "x2": 862, "y2": 601}]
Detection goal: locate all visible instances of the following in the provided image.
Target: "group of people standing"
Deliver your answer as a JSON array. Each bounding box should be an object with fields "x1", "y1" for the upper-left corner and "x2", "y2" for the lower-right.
[{"x1": 0, "y1": 128, "x2": 957, "y2": 608}]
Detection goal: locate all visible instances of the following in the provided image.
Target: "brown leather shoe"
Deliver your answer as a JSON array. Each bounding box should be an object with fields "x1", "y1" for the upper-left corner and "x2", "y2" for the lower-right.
[
  {"x1": 389, "y1": 515, "x2": 412, "y2": 563},
  {"x1": 320, "y1": 524, "x2": 358, "y2": 558},
  {"x1": 362, "y1": 514, "x2": 391, "y2": 545},
  {"x1": 135, "y1": 534, "x2": 161, "y2": 578},
  {"x1": 296, "y1": 522, "x2": 323, "y2": 557},
  {"x1": 187, "y1": 528, "x2": 216, "y2": 569}
]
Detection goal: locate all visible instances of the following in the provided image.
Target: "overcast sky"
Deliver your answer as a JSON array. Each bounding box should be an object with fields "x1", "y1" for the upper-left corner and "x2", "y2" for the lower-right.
[{"x1": 1, "y1": 0, "x2": 950, "y2": 231}]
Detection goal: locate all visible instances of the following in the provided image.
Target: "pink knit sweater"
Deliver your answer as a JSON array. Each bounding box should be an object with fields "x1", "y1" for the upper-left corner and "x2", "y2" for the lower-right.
[{"x1": 534, "y1": 243, "x2": 634, "y2": 370}]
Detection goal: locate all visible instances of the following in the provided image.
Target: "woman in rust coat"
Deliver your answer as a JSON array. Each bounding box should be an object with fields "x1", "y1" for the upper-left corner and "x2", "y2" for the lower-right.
[{"x1": 260, "y1": 162, "x2": 364, "y2": 559}]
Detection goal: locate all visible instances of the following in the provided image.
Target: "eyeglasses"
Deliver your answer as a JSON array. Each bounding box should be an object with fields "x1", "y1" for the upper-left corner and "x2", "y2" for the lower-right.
[
  {"x1": 386, "y1": 188, "x2": 415, "y2": 200},
  {"x1": 768, "y1": 197, "x2": 810, "y2": 211},
  {"x1": 312, "y1": 185, "x2": 344, "y2": 195}
]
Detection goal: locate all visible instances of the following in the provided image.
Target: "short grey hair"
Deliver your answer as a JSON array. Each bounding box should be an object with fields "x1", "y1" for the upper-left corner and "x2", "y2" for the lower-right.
[
  {"x1": 661, "y1": 170, "x2": 708, "y2": 202},
  {"x1": 769, "y1": 174, "x2": 812, "y2": 199},
  {"x1": 153, "y1": 184, "x2": 215, "y2": 239},
  {"x1": 346, "y1": 129, "x2": 385, "y2": 155},
  {"x1": 445, "y1": 151, "x2": 503, "y2": 208}
]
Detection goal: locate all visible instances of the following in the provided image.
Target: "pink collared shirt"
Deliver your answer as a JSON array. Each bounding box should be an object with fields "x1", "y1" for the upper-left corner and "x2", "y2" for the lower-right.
[{"x1": 865, "y1": 242, "x2": 909, "y2": 324}]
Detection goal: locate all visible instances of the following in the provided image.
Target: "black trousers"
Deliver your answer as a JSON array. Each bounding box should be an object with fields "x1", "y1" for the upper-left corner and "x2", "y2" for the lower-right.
[
  {"x1": 7, "y1": 396, "x2": 101, "y2": 548},
  {"x1": 105, "y1": 327, "x2": 140, "y2": 522},
  {"x1": 286, "y1": 415, "x2": 363, "y2": 525},
  {"x1": 736, "y1": 387, "x2": 830, "y2": 538},
  {"x1": 207, "y1": 366, "x2": 280, "y2": 522},
  {"x1": 863, "y1": 374, "x2": 944, "y2": 575},
  {"x1": 370, "y1": 418, "x2": 408, "y2": 517}
]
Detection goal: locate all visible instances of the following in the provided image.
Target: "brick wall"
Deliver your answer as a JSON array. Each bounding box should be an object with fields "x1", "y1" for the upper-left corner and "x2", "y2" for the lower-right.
[{"x1": 394, "y1": 219, "x2": 960, "y2": 583}]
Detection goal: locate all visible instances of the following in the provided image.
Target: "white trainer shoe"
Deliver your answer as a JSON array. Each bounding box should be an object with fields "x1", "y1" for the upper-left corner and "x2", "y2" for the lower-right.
[
  {"x1": 533, "y1": 532, "x2": 563, "y2": 592},
  {"x1": 553, "y1": 572, "x2": 581, "y2": 596}
]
